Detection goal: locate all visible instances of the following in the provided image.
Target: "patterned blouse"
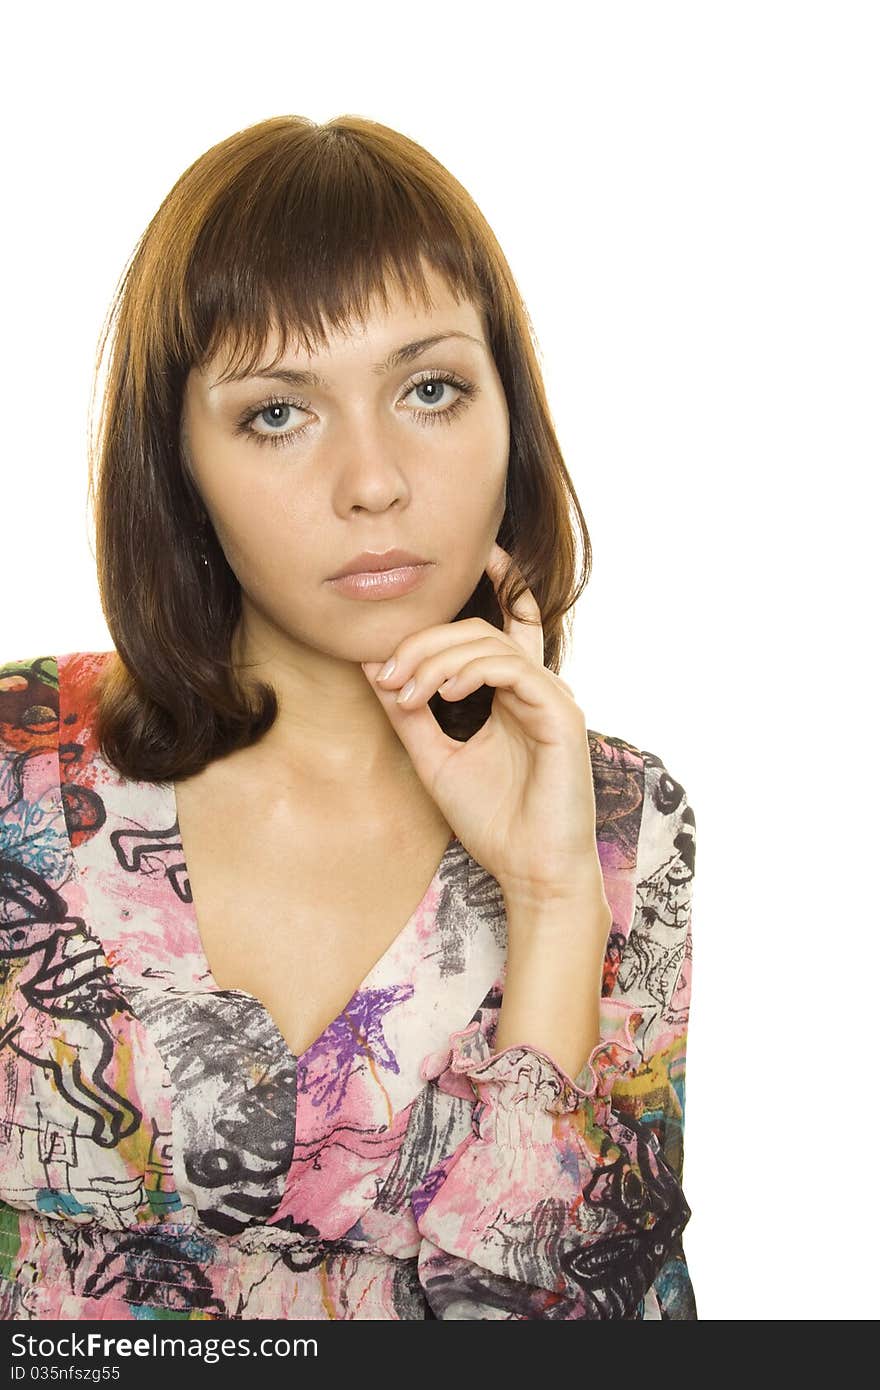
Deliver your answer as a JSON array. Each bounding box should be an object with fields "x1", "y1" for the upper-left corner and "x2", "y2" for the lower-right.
[{"x1": 0, "y1": 650, "x2": 697, "y2": 1320}]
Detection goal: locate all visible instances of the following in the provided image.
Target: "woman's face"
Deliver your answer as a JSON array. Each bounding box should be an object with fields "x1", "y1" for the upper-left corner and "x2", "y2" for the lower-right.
[{"x1": 180, "y1": 263, "x2": 510, "y2": 670}]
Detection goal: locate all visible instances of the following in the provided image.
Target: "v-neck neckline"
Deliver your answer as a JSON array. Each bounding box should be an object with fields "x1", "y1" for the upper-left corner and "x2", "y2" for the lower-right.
[{"x1": 169, "y1": 776, "x2": 459, "y2": 1067}]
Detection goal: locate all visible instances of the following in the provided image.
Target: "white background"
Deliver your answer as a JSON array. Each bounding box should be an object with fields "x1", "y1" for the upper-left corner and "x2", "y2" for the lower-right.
[{"x1": 3, "y1": 1, "x2": 877, "y2": 1319}]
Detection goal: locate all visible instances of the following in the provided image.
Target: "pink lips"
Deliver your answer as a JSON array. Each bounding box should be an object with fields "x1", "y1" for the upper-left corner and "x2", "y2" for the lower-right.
[
  {"x1": 326, "y1": 564, "x2": 433, "y2": 600},
  {"x1": 327, "y1": 548, "x2": 429, "y2": 580}
]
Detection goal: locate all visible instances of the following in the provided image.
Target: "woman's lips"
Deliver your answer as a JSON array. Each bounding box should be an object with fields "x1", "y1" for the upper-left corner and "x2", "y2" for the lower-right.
[{"x1": 325, "y1": 563, "x2": 434, "y2": 599}]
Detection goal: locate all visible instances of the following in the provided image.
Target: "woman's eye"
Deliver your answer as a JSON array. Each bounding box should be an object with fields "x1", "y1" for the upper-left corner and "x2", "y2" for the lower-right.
[
  {"x1": 248, "y1": 400, "x2": 309, "y2": 440},
  {"x1": 403, "y1": 376, "x2": 463, "y2": 415},
  {"x1": 236, "y1": 398, "x2": 312, "y2": 449},
  {"x1": 238, "y1": 371, "x2": 476, "y2": 450},
  {"x1": 402, "y1": 372, "x2": 477, "y2": 424}
]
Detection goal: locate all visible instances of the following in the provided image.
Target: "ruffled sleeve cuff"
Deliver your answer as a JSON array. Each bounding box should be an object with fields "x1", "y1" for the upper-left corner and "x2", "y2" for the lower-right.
[{"x1": 419, "y1": 996, "x2": 643, "y2": 1146}]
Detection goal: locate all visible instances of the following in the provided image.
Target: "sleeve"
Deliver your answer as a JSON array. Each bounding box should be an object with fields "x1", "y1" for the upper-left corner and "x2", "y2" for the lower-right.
[{"x1": 410, "y1": 751, "x2": 696, "y2": 1320}]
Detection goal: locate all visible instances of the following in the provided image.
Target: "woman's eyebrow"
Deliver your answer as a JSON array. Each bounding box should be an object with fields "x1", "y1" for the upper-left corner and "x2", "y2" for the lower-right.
[{"x1": 212, "y1": 331, "x2": 486, "y2": 389}]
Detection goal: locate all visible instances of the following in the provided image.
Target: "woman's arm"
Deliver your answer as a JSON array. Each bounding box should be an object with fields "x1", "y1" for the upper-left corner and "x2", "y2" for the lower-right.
[
  {"x1": 492, "y1": 887, "x2": 610, "y2": 1079},
  {"x1": 411, "y1": 751, "x2": 696, "y2": 1320}
]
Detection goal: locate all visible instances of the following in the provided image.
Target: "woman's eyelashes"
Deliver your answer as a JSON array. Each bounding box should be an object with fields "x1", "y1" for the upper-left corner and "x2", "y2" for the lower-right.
[{"x1": 235, "y1": 370, "x2": 479, "y2": 449}]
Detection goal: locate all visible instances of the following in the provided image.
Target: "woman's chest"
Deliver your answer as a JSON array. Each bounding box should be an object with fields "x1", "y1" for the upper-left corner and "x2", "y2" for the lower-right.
[
  {"x1": 4, "y1": 749, "x2": 509, "y2": 1242},
  {"x1": 173, "y1": 783, "x2": 455, "y2": 1058}
]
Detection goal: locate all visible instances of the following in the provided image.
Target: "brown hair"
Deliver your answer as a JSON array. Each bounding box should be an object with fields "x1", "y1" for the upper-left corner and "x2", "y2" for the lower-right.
[{"x1": 87, "y1": 113, "x2": 592, "y2": 784}]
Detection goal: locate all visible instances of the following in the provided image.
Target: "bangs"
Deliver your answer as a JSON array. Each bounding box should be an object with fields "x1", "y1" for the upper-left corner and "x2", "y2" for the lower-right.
[{"x1": 169, "y1": 120, "x2": 490, "y2": 384}]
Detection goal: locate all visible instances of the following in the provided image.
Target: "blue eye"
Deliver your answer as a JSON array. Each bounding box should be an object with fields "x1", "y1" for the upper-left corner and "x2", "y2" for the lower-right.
[
  {"x1": 403, "y1": 375, "x2": 468, "y2": 417},
  {"x1": 237, "y1": 370, "x2": 478, "y2": 450}
]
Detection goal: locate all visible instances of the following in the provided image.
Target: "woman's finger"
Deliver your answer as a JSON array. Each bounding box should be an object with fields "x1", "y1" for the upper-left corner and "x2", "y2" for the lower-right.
[
  {"x1": 434, "y1": 653, "x2": 582, "y2": 744},
  {"x1": 366, "y1": 619, "x2": 519, "y2": 695},
  {"x1": 383, "y1": 636, "x2": 523, "y2": 707}
]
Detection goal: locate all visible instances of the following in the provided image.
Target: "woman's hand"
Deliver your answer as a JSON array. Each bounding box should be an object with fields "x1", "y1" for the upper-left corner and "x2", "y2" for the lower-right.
[{"x1": 361, "y1": 542, "x2": 609, "y2": 914}]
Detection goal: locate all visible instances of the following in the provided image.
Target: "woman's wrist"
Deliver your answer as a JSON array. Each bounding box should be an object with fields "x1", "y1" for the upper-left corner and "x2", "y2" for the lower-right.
[{"x1": 493, "y1": 887, "x2": 610, "y2": 1076}]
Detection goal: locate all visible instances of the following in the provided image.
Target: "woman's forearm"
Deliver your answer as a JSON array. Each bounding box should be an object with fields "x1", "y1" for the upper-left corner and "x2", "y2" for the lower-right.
[{"x1": 493, "y1": 884, "x2": 611, "y2": 1081}]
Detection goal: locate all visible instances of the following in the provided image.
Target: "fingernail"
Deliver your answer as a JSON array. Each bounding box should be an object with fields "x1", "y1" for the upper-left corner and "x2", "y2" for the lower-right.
[
  {"x1": 378, "y1": 658, "x2": 397, "y2": 681},
  {"x1": 397, "y1": 677, "x2": 416, "y2": 703}
]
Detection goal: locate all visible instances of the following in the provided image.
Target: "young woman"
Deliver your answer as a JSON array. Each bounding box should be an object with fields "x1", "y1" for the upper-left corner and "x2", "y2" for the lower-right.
[{"x1": 0, "y1": 114, "x2": 697, "y2": 1320}]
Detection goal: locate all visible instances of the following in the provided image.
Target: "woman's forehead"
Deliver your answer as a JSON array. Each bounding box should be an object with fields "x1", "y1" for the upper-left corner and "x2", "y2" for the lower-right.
[{"x1": 204, "y1": 287, "x2": 485, "y2": 384}]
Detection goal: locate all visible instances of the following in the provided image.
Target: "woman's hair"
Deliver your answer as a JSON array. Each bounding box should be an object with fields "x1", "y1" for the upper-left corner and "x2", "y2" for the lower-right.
[{"x1": 87, "y1": 113, "x2": 593, "y2": 783}]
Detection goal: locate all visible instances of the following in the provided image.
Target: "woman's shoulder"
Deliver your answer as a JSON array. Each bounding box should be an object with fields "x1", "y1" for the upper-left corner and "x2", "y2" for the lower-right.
[
  {"x1": 0, "y1": 649, "x2": 115, "y2": 737},
  {"x1": 0, "y1": 650, "x2": 118, "y2": 828},
  {"x1": 0, "y1": 652, "x2": 64, "y2": 783},
  {"x1": 586, "y1": 725, "x2": 692, "y2": 831},
  {"x1": 0, "y1": 649, "x2": 62, "y2": 714},
  {"x1": 0, "y1": 648, "x2": 115, "y2": 675}
]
